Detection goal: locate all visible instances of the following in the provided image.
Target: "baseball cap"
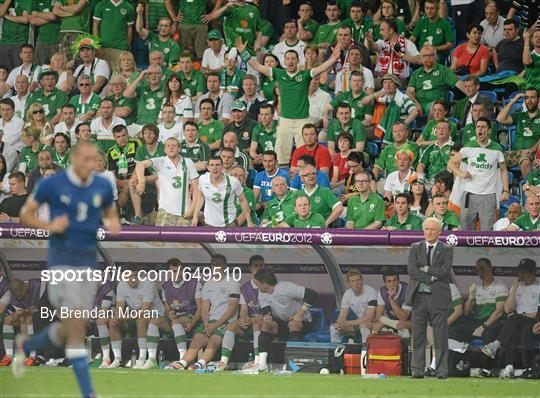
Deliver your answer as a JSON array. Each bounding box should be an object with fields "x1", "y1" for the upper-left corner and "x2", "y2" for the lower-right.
[
  {"x1": 208, "y1": 30, "x2": 222, "y2": 40},
  {"x1": 38, "y1": 66, "x2": 59, "y2": 81},
  {"x1": 380, "y1": 73, "x2": 401, "y2": 88},
  {"x1": 517, "y1": 258, "x2": 536, "y2": 273},
  {"x1": 231, "y1": 100, "x2": 246, "y2": 111}
]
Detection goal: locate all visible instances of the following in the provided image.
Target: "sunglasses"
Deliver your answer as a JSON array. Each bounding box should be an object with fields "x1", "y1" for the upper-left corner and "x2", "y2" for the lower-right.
[
  {"x1": 79, "y1": 83, "x2": 90, "y2": 87},
  {"x1": 33, "y1": 109, "x2": 45, "y2": 114}
]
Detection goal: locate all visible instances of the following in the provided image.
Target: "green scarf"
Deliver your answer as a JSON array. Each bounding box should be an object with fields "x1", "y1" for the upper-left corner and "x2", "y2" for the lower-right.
[{"x1": 379, "y1": 98, "x2": 401, "y2": 142}]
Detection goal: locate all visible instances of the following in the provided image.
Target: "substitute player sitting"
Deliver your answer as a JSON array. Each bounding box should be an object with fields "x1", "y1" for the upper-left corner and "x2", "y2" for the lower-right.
[{"x1": 94, "y1": 280, "x2": 117, "y2": 368}]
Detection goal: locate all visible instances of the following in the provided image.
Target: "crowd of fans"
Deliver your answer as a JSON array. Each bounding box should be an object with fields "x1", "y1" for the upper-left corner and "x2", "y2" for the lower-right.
[{"x1": 0, "y1": 0, "x2": 538, "y2": 231}]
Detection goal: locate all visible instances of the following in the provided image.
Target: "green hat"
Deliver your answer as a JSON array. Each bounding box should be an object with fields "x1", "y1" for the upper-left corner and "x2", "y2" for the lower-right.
[
  {"x1": 208, "y1": 30, "x2": 222, "y2": 40},
  {"x1": 517, "y1": 258, "x2": 536, "y2": 273},
  {"x1": 231, "y1": 100, "x2": 247, "y2": 111},
  {"x1": 37, "y1": 66, "x2": 58, "y2": 82}
]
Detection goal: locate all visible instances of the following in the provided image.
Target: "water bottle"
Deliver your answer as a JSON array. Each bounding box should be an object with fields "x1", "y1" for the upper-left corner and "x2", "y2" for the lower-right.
[
  {"x1": 130, "y1": 349, "x2": 137, "y2": 368},
  {"x1": 247, "y1": 352, "x2": 253, "y2": 365},
  {"x1": 158, "y1": 350, "x2": 165, "y2": 369},
  {"x1": 361, "y1": 373, "x2": 386, "y2": 379}
]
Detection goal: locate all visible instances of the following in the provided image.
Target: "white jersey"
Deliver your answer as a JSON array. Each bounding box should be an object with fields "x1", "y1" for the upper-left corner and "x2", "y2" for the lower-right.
[
  {"x1": 159, "y1": 95, "x2": 193, "y2": 122},
  {"x1": 9, "y1": 94, "x2": 27, "y2": 120},
  {"x1": 201, "y1": 278, "x2": 240, "y2": 321},
  {"x1": 460, "y1": 140, "x2": 504, "y2": 195},
  {"x1": 515, "y1": 280, "x2": 540, "y2": 314},
  {"x1": 473, "y1": 278, "x2": 508, "y2": 319},
  {"x1": 0, "y1": 116, "x2": 24, "y2": 172},
  {"x1": 272, "y1": 40, "x2": 307, "y2": 67},
  {"x1": 116, "y1": 279, "x2": 164, "y2": 315},
  {"x1": 198, "y1": 172, "x2": 243, "y2": 226},
  {"x1": 158, "y1": 121, "x2": 184, "y2": 142},
  {"x1": 259, "y1": 281, "x2": 312, "y2": 322},
  {"x1": 90, "y1": 116, "x2": 126, "y2": 142},
  {"x1": 151, "y1": 156, "x2": 199, "y2": 216},
  {"x1": 341, "y1": 285, "x2": 377, "y2": 319}
]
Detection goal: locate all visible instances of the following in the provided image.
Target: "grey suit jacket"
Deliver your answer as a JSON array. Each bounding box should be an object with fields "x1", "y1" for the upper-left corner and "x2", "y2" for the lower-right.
[{"x1": 406, "y1": 240, "x2": 453, "y2": 309}]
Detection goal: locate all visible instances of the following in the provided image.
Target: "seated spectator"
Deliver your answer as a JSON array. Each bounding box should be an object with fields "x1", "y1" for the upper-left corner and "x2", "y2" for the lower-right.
[
  {"x1": 26, "y1": 150, "x2": 59, "y2": 193},
  {"x1": 194, "y1": 73, "x2": 233, "y2": 126},
  {"x1": 428, "y1": 170, "x2": 454, "y2": 207},
  {"x1": 383, "y1": 192, "x2": 423, "y2": 230},
  {"x1": 237, "y1": 75, "x2": 266, "y2": 122},
  {"x1": 506, "y1": 195, "x2": 540, "y2": 231},
  {"x1": 10, "y1": 75, "x2": 30, "y2": 120},
  {"x1": 522, "y1": 167, "x2": 540, "y2": 198},
  {"x1": 201, "y1": 30, "x2": 226, "y2": 76},
  {"x1": 18, "y1": 127, "x2": 53, "y2": 175},
  {"x1": 24, "y1": 103, "x2": 54, "y2": 146},
  {"x1": 428, "y1": 194, "x2": 460, "y2": 230},
  {"x1": 6, "y1": 45, "x2": 37, "y2": 93},
  {"x1": 0, "y1": 66, "x2": 8, "y2": 98},
  {"x1": 407, "y1": 45, "x2": 466, "y2": 116},
  {"x1": 523, "y1": 29, "x2": 540, "y2": 92},
  {"x1": 260, "y1": 176, "x2": 295, "y2": 227},
  {"x1": 0, "y1": 172, "x2": 28, "y2": 223},
  {"x1": 197, "y1": 98, "x2": 225, "y2": 153},
  {"x1": 74, "y1": 122, "x2": 93, "y2": 143},
  {"x1": 308, "y1": 75, "x2": 332, "y2": 130},
  {"x1": 453, "y1": 75, "x2": 495, "y2": 128},
  {"x1": 340, "y1": 152, "x2": 375, "y2": 203},
  {"x1": 91, "y1": 99, "x2": 127, "y2": 152},
  {"x1": 249, "y1": 104, "x2": 278, "y2": 167},
  {"x1": 298, "y1": 164, "x2": 344, "y2": 228},
  {"x1": 0, "y1": 98, "x2": 24, "y2": 173},
  {"x1": 55, "y1": 104, "x2": 80, "y2": 145},
  {"x1": 223, "y1": 100, "x2": 257, "y2": 152},
  {"x1": 231, "y1": 166, "x2": 257, "y2": 227},
  {"x1": 493, "y1": 203, "x2": 522, "y2": 231},
  {"x1": 219, "y1": 132, "x2": 250, "y2": 172},
  {"x1": 408, "y1": 175, "x2": 430, "y2": 217},
  {"x1": 480, "y1": 2, "x2": 505, "y2": 50},
  {"x1": 253, "y1": 151, "x2": 290, "y2": 207},
  {"x1": 346, "y1": 170, "x2": 385, "y2": 230},
  {"x1": 179, "y1": 122, "x2": 211, "y2": 174},
  {"x1": 73, "y1": 37, "x2": 111, "y2": 95},
  {"x1": 290, "y1": 154, "x2": 331, "y2": 192},
  {"x1": 114, "y1": 51, "x2": 140, "y2": 86},
  {"x1": 105, "y1": 75, "x2": 137, "y2": 128},
  {"x1": 334, "y1": 45, "x2": 374, "y2": 96},
  {"x1": 51, "y1": 133, "x2": 71, "y2": 169},
  {"x1": 220, "y1": 51, "x2": 246, "y2": 100},
  {"x1": 325, "y1": 102, "x2": 366, "y2": 156},
  {"x1": 160, "y1": 74, "x2": 193, "y2": 125},
  {"x1": 361, "y1": 74, "x2": 418, "y2": 143},
  {"x1": 383, "y1": 150, "x2": 416, "y2": 200},
  {"x1": 290, "y1": 124, "x2": 332, "y2": 177},
  {"x1": 450, "y1": 24, "x2": 490, "y2": 77},
  {"x1": 331, "y1": 133, "x2": 354, "y2": 195},
  {"x1": 219, "y1": 147, "x2": 237, "y2": 175},
  {"x1": 158, "y1": 103, "x2": 184, "y2": 142},
  {"x1": 497, "y1": 88, "x2": 539, "y2": 180},
  {"x1": 25, "y1": 68, "x2": 68, "y2": 126},
  {"x1": 279, "y1": 194, "x2": 325, "y2": 228},
  {"x1": 331, "y1": 269, "x2": 376, "y2": 343},
  {"x1": 70, "y1": 74, "x2": 101, "y2": 122},
  {"x1": 417, "y1": 101, "x2": 458, "y2": 147},
  {"x1": 416, "y1": 120, "x2": 454, "y2": 184},
  {"x1": 273, "y1": 20, "x2": 306, "y2": 67}
]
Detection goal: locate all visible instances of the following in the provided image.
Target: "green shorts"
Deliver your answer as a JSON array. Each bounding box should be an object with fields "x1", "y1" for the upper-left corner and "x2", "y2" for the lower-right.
[
  {"x1": 165, "y1": 314, "x2": 200, "y2": 339},
  {"x1": 194, "y1": 320, "x2": 228, "y2": 338}
]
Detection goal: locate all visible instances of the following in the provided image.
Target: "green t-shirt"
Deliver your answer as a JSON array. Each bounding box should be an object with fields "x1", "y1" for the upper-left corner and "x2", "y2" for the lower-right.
[
  {"x1": 134, "y1": 142, "x2": 165, "y2": 162},
  {"x1": 373, "y1": 17, "x2": 405, "y2": 41},
  {"x1": 525, "y1": 51, "x2": 540, "y2": 91},
  {"x1": 198, "y1": 119, "x2": 224, "y2": 147},
  {"x1": 408, "y1": 64, "x2": 459, "y2": 107},
  {"x1": 147, "y1": 0, "x2": 169, "y2": 31},
  {"x1": 147, "y1": 31, "x2": 181, "y2": 67},
  {"x1": 20, "y1": 144, "x2": 53, "y2": 173},
  {"x1": 285, "y1": 211, "x2": 326, "y2": 228},
  {"x1": 259, "y1": 18, "x2": 273, "y2": 38},
  {"x1": 526, "y1": 169, "x2": 540, "y2": 187},
  {"x1": 259, "y1": 75, "x2": 276, "y2": 102},
  {"x1": 374, "y1": 140, "x2": 420, "y2": 174},
  {"x1": 69, "y1": 93, "x2": 101, "y2": 117},
  {"x1": 251, "y1": 121, "x2": 277, "y2": 153},
  {"x1": 421, "y1": 119, "x2": 458, "y2": 142},
  {"x1": 135, "y1": 80, "x2": 166, "y2": 125},
  {"x1": 93, "y1": 0, "x2": 135, "y2": 50},
  {"x1": 34, "y1": 0, "x2": 60, "y2": 45},
  {"x1": 330, "y1": 91, "x2": 373, "y2": 122},
  {"x1": 346, "y1": 192, "x2": 386, "y2": 229},
  {"x1": 314, "y1": 21, "x2": 341, "y2": 45},
  {"x1": 179, "y1": 70, "x2": 206, "y2": 98},
  {"x1": 272, "y1": 68, "x2": 312, "y2": 119},
  {"x1": 429, "y1": 210, "x2": 460, "y2": 230},
  {"x1": 56, "y1": 0, "x2": 93, "y2": 33},
  {"x1": 299, "y1": 186, "x2": 339, "y2": 220},
  {"x1": 0, "y1": 0, "x2": 32, "y2": 44},
  {"x1": 106, "y1": 95, "x2": 137, "y2": 125},
  {"x1": 221, "y1": 68, "x2": 246, "y2": 99},
  {"x1": 261, "y1": 191, "x2": 296, "y2": 226},
  {"x1": 512, "y1": 111, "x2": 540, "y2": 150},
  {"x1": 384, "y1": 213, "x2": 423, "y2": 230},
  {"x1": 179, "y1": 139, "x2": 211, "y2": 165},
  {"x1": 512, "y1": 213, "x2": 540, "y2": 231},
  {"x1": 223, "y1": 3, "x2": 261, "y2": 55},
  {"x1": 235, "y1": 186, "x2": 257, "y2": 226},
  {"x1": 418, "y1": 141, "x2": 453, "y2": 179},
  {"x1": 52, "y1": 149, "x2": 70, "y2": 168},
  {"x1": 302, "y1": 18, "x2": 319, "y2": 42},
  {"x1": 26, "y1": 88, "x2": 69, "y2": 121},
  {"x1": 412, "y1": 17, "x2": 453, "y2": 52},
  {"x1": 342, "y1": 18, "x2": 371, "y2": 43},
  {"x1": 178, "y1": 0, "x2": 205, "y2": 25},
  {"x1": 326, "y1": 118, "x2": 366, "y2": 145}
]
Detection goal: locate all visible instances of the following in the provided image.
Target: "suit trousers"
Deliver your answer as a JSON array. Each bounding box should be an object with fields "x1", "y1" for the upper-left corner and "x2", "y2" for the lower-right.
[{"x1": 412, "y1": 292, "x2": 449, "y2": 377}]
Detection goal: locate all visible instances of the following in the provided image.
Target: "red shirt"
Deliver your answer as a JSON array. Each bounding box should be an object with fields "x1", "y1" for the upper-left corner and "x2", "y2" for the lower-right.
[
  {"x1": 332, "y1": 152, "x2": 350, "y2": 181},
  {"x1": 291, "y1": 144, "x2": 332, "y2": 171},
  {"x1": 453, "y1": 44, "x2": 489, "y2": 75}
]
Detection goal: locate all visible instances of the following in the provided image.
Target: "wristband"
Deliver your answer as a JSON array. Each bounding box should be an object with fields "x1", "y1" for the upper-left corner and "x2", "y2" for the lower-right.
[{"x1": 240, "y1": 50, "x2": 252, "y2": 62}]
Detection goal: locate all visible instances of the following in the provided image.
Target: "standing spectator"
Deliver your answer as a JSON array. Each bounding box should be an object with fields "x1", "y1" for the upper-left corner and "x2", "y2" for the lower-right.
[
  {"x1": 450, "y1": 0, "x2": 484, "y2": 43},
  {"x1": 296, "y1": 1, "x2": 319, "y2": 44},
  {"x1": 480, "y1": 2, "x2": 506, "y2": 50},
  {"x1": 273, "y1": 21, "x2": 307, "y2": 67},
  {"x1": 30, "y1": 0, "x2": 60, "y2": 65},
  {"x1": 253, "y1": 150, "x2": 289, "y2": 206},
  {"x1": 179, "y1": 121, "x2": 211, "y2": 174},
  {"x1": 72, "y1": 36, "x2": 111, "y2": 95},
  {"x1": 223, "y1": 100, "x2": 257, "y2": 152},
  {"x1": 145, "y1": 0, "x2": 168, "y2": 32},
  {"x1": 220, "y1": 50, "x2": 246, "y2": 99},
  {"x1": 197, "y1": 98, "x2": 224, "y2": 152},
  {"x1": 25, "y1": 69, "x2": 68, "y2": 125},
  {"x1": 201, "y1": 30, "x2": 226, "y2": 76},
  {"x1": 195, "y1": 73, "x2": 233, "y2": 125},
  {"x1": 92, "y1": 0, "x2": 135, "y2": 73},
  {"x1": 237, "y1": 75, "x2": 266, "y2": 122},
  {"x1": 69, "y1": 74, "x2": 101, "y2": 122},
  {"x1": 308, "y1": 75, "x2": 332, "y2": 129},
  {"x1": 10, "y1": 75, "x2": 29, "y2": 120},
  {"x1": 0, "y1": 0, "x2": 31, "y2": 71},
  {"x1": 136, "y1": 4, "x2": 179, "y2": 68},
  {"x1": 158, "y1": 103, "x2": 184, "y2": 142},
  {"x1": 0, "y1": 98, "x2": 24, "y2": 173},
  {"x1": 346, "y1": 170, "x2": 385, "y2": 229},
  {"x1": 313, "y1": 2, "x2": 342, "y2": 54},
  {"x1": 493, "y1": 202, "x2": 522, "y2": 230},
  {"x1": 54, "y1": 104, "x2": 80, "y2": 144},
  {"x1": 90, "y1": 99, "x2": 126, "y2": 152},
  {"x1": 167, "y1": 0, "x2": 207, "y2": 60},
  {"x1": 0, "y1": 172, "x2": 28, "y2": 222},
  {"x1": 523, "y1": 29, "x2": 540, "y2": 93},
  {"x1": 249, "y1": 104, "x2": 278, "y2": 165},
  {"x1": 416, "y1": 121, "x2": 454, "y2": 183},
  {"x1": 290, "y1": 124, "x2": 332, "y2": 177},
  {"x1": 6, "y1": 45, "x2": 37, "y2": 93},
  {"x1": 506, "y1": 195, "x2": 540, "y2": 231},
  {"x1": 53, "y1": 0, "x2": 93, "y2": 59},
  {"x1": 451, "y1": 24, "x2": 490, "y2": 77}
]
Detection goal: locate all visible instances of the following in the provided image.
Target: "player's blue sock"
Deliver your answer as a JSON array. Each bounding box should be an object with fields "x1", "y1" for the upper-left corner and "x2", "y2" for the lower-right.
[
  {"x1": 23, "y1": 323, "x2": 62, "y2": 356},
  {"x1": 67, "y1": 348, "x2": 94, "y2": 398}
]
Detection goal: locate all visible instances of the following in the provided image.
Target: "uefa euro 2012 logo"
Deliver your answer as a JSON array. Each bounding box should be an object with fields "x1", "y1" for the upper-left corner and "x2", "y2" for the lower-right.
[{"x1": 215, "y1": 230, "x2": 227, "y2": 243}]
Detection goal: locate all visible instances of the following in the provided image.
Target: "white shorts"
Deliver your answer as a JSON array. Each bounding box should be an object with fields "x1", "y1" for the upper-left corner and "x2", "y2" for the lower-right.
[{"x1": 47, "y1": 267, "x2": 99, "y2": 311}]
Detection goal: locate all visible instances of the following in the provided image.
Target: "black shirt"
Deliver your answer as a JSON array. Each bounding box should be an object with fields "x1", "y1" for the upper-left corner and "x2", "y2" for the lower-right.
[
  {"x1": 0, "y1": 194, "x2": 29, "y2": 218},
  {"x1": 495, "y1": 37, "x2": 525, "y2": 73}
]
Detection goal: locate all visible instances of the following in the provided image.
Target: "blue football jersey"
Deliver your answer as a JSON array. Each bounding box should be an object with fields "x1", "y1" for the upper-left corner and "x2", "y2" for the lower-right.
[
  {"x1": 253, "y1": 169, "x2": 290, "y2": 203},
  {"x1": 31, "y1": 169, "x2": 114, "y2": 268}
]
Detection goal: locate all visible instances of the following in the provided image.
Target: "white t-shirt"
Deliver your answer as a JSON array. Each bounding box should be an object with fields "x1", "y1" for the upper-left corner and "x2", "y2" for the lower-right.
[
  {"x1": 460, "y1": 141, "x2": 504, "y2": 195},
  {"x1": 272, "y1": 40, "x2": 306, "y2": 67},
  {"x1": 384, "y1": 169, "x2": 414, "y2": 197},
  {"x1": 202, "y1": 46, "x2": 227, "y2": 71},
  {"x1": 0, "y1": 116, "x2": 24, "y2": 172},
  {"x1": 96, "y1": 169, "x2": 119, "y2": 200},
  {"x1": 198, "y1": 172, "x2": 244, "y2": 226},
  {"x1": 201, "y1": 278, "x2": 240, "y2": 321},
  {"x1": 308, "y1": 88, "x2": 331, "y2": 124},
  {"x1": 90, "y1": 115, "x2": 126, "y2": 142},
  {"x1": 259, "y1": 281, "x2": 312, "y2": 322},
  {"x1": 334, "y1": 66, "x2": 375, "y2": 94},
  {"x1": 54, "y1": 119, "x2": 81, "y2": 144},
  {"x1": 341, "y1": 285, "x2": 377, "y2": 319},
  {"x1": 6, "y1": 64, "x2": 36, "y2": 88},
  {"x1": 74, "y1": 58, "x2": 111, "y2": 94},
  {"x1": 515, "y1": 280, "x2": 540, "y2": 314},
  {"x1": 9, "y1": 94, "x2": 27, "y2": 120},
  {"x1": 158, "y1": 121, "x2": 184, "y2": 142},
  {"x1": 151, "y1": 156, "x2": 199, "y2": 216},
  {"x1": 116, "y1": 279, "x2": 164, "y2": 315},
  {"x1": 159, "y1": 95, "x2": 193, "y2": 122}
]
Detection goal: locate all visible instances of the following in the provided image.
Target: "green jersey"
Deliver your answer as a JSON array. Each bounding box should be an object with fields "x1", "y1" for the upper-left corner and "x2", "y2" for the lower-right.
[
  {"x1": 69, "y1": 93, "x2": 101, "y2": 117},
  {"x1": 412, "y1": 17, "x2": 453, "y2": 54},
  {"x1": 374, "y1": 140, "x2": 420, "y2": 174},
  {"x1": 259, "y1": 75, "x2": 276, "y2": 102},
  {"x1": 106, "y1": 95, "x2": 137, "y2": 125},
  {"x1": 235, "y1": 186, "x2": 257, "y2": 226},
  {"x1": 93, "y1": 0, "x2": 135, "y2": 50},
  {"x1": 178, "y1": 0, "x2": 205, "y2": 25},
  {"x1": 179, "y1": 139, "x2": 211, "y2": 166},
  {"x1": 473, "y1": 279, "x2": 508, "y2": 320},
  {"x1": 526, "y1": 169, "x2": 540, "y2": 187},
  {"x1": 221, "y1": 67, "x2": 246, "y2": 99},
  {"x1": 259, "y1": 18, "x2": 273, "y2": 38},
  {"x1": 223, "y1": 119, "x2": 257, "y2": 151},
  {"x1": 384, "y1": 213, "x2": 423, "y2": 230},
  {"x1": 26, "y1": 88, "x2": 69, "y2": 121},
  {"x1": 326, "y1": 118, "x2": 366, "y2": 145},
  {"x1": 330, "y1": 91, "x2": 373, "y2": 122},
  {"x1": 272, "y1": 68, "x2": 312, "y2": 119},
  {"x1": 512, "y1": 111, "x2": 540, "y2": 150},
  {"x1": 525, "y1": 51, "x2": 540, "y2": 91},
  {"x1": 146, "y1": 31, "x2": 180, "y2": 67},
  {"x1": 337, "y1": 0, "x2": 354, "y2": 19},
  {"x1": 346, "y1": 192, "x2": 386, "y2": 229},
  {"x1": 251, "y1": 121, "x2": 277, "y2": 153},
  {"x1": 52, "y1": 149, "x2": 70, "y2": 168},
  {"x1": 421, "y1": 119, "x2": 458, "y2": 142},
  {"x1": 418, "y1": 141, "x2": 453, "y2": 179},
  {"x1": 342, "y1": 18, "x2": 371, "y2": 43},
  {"x1": 261, "y1": 191, "x2": 296, "y2": 226},
  {"x1": 459, "y1": 123, "x2": 497, "y2": 144},
  {"x1": 135, "y1": 80, "x2": 166, "y2": 125},
  {"x1": 223, "y1": 3, "x2": 261, "y2": 55},
  {"x1": 34, "y1": 0, "x2": 60, "y2": 45},
  {"x1": 56, "y1": 0, "x2": 93, "y2": 33},
  {"x1": 302, "y1": 18, "x2": 319, "y2": 42},
  {"x1": 147, "y1": 0, "x2": 169, "y2": 31},
  {"x1": 179, "y1": 70, "x2": 206, "y2": 98},
  {"x1": 198, "y1": 119, "x2": 224, "y2": 147},
  {"x1": 19, "y1": 144, "x2": 53, "y2": 173},
  {"x1": 429, "y1": 210, "x2": 460, "y2": 230},
  {"x1": 299, "y1": 186, "x2": 339, "y2": 219},
  {"x1": 408, "y1": 64, "x2": 459, "y2": 107},
  {"x1": 0, "y1": 0, "x2": 32, "y2": 44},
  {"x1": 135, "y1": 142, "x2": 165, "y2": 162},
  {"x1": 314, "y1": 21, "x2": 341, "y2": 45},
  {"x1": 512, "y1": 213, "x2": 540, "y2": 231},
  {"x1": 285, "y1": 211, "x2": 326, "y2": 228}
]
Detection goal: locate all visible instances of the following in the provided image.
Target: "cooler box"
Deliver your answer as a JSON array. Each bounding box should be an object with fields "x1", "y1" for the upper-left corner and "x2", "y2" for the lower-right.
[{"x1": 285, "y1": 342, "x2": 345, "y2": 373}]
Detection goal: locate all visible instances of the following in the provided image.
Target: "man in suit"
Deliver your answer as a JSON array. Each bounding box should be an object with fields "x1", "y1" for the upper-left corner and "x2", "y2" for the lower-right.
[
  {"x1": 452, "y1": 75, "x2": 494, "y2": 128},
  {"x1": 407, "y1": 217, "x2": 454, "y2": 379}
]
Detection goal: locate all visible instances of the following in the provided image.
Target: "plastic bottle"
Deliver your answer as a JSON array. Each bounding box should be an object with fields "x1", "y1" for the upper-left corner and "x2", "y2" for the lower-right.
[
  {"x1": 158, "y1": 350, "x2": 165, "y2": 369},
  {"x1": 130, "y1": 349, "x2": 137, "y2": 368},
  {"x1": 361, "y1": 373, "x2": 386, "y2": 379}
]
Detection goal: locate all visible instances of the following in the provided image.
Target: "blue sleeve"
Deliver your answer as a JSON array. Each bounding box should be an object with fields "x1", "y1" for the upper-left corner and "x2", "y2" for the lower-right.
[
  {"x1": 290, "y1": 175, "x2": 300, "y2": 190},
  {"x1": 253, "y1": 172, "x2": 263, "y2": 189},
  {"x1": 101, "y1": 179, "x2": 115, "y2": 209},
  {"x1": 31, "y1": 178, "x2": 51, "y2": 205},
  {"x1": 317, "y1": 172, "x2": 331, "y2": 188}
]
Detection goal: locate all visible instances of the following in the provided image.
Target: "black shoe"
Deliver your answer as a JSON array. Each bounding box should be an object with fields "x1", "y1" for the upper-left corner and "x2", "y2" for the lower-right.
[
  {"x1": 424, "y1": 368, "x2": 436, "y2": 377},
  {"x1": 411, "y1": 375, "x2": 424, "y2": 379},
  {"x1": 437, "y1": 375, "x2": 448, "y2": 380},
  {"x1": 521, "y1": 368, "x2": 533, "y2": 379}
]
